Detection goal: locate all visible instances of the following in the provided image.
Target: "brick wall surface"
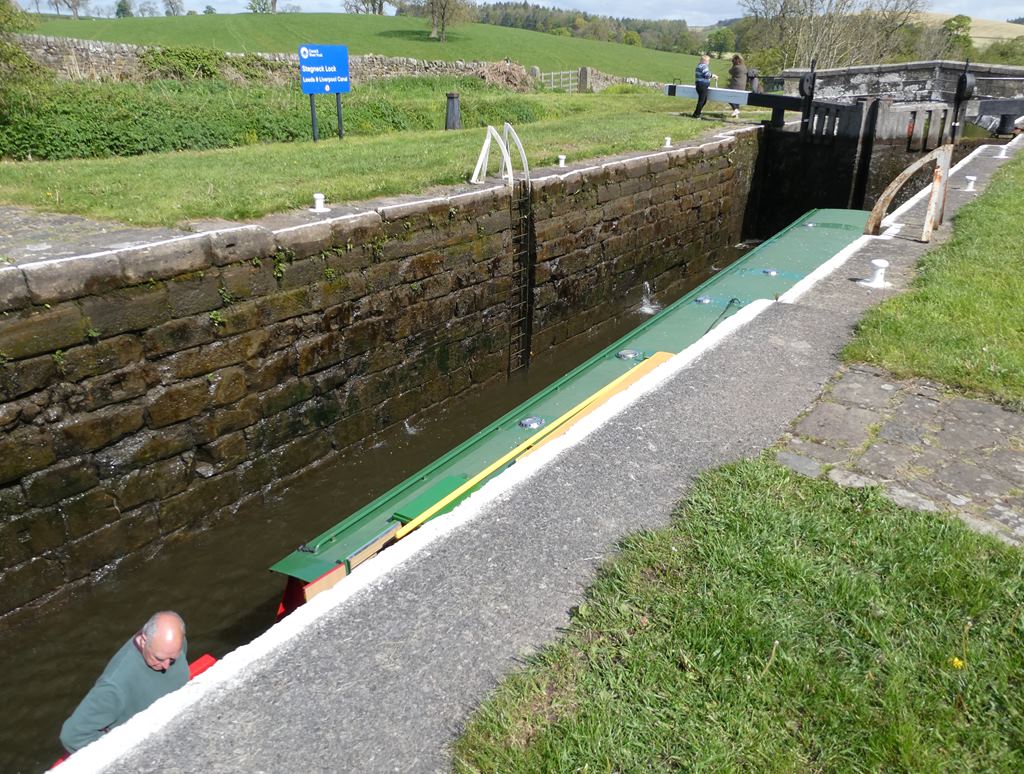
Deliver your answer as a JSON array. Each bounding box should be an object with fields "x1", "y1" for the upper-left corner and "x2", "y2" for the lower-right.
[{"x1": 0, "y1": 129, "x2": 759, "y2": 616}]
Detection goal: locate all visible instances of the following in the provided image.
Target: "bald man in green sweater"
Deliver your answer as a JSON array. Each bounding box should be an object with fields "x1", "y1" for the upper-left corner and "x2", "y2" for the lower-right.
[{"x1": 60, "y1": 611, "x2": 188, "y2": 754}]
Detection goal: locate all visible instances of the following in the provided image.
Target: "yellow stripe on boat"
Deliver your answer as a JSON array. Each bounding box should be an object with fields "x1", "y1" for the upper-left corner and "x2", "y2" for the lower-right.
[{"x1": 395, "y1": 352, "x2": 673, "y2": 540}]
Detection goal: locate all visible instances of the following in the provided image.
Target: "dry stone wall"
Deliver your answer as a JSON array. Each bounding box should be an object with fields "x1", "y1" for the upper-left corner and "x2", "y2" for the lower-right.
[
  {"x1": 0, "y1": 130, "x2": 759, "y2": 616},
  {"x1": 14, "y1": 34, "x2": 530, "y2": 86}
]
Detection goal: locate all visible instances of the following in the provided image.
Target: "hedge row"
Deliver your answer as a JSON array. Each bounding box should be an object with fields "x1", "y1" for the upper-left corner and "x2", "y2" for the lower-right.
[{"x1": 0, "y1": 76, "x2": 575, "y2": 161}]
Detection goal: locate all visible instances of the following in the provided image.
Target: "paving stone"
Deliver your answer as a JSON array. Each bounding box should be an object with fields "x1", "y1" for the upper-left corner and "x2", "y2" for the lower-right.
[
  {"x1": 984, "y1": 449, "x2": 1024, "y2": 487},
  {"x1": 854, "y1": 442, "x2": 916, "y2": 479},
  {"x1": 795, "y1": 402, "x2": 879, "y2": 447},
  {"x1": 908, "y1": 448, "x2": 951, "y2": 475},
  {"x1": 901, "y1": 477, "x2": 973, "y2": 508},
  {"x1": 930, "y1": 460, "x2": 1015, "y2": 500},
  {"x1": 827, "y1": 468, "x2": 877, "y2": 489},
  {"x1": 985, "y1": 503, "x2": 1024, "y2": 533},
  {"x1": 877, "y1": 420, "x2": 926, "y2": 446},
  {"x1": 884, "y1": 486, "x2": 941, "y2": 513},
  {"x1": 889, "y1": 395, "x2": 943, "y2": 428},
  {"x1": 910, "y1": 383, "x2": 943, "y2": 401},
  {"x1": 776, "y1": 450, "x2": 822, "y2": 479},
  {"x1": 944, "y1": 397, "x2": 1022, "y2": 433},
  {"x1": 928, "y1": 422, "x2": 1008, "y2": 453},
  {"x1": 784, "y1": 437, "x2": 852, "y2": 464},
  {"x1": 956, "y1": 513, "x2": 1020, "y2": 546},
  {"x1": 829, "y1": 370, "x2": 900, "y2": 410}
]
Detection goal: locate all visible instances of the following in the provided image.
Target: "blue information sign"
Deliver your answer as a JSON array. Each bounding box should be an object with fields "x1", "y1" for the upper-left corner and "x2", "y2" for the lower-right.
[{"x1": 298, "y1": 44, "x2": 350, "y2": 95}]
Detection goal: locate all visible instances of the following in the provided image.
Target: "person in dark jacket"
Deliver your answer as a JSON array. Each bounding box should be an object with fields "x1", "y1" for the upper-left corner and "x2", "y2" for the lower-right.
[
  {"x1": 728, "y1": 54, "x2": 747, "y2": 118},
  {"x1": 692, "y1": 55, "x2": 717, "y2": 118}
]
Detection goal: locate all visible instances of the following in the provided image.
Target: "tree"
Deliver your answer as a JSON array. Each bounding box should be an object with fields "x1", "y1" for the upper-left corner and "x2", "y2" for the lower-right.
[
  {"x1": 941, "y1": 14, "x2": 973, "y2": 58},
  {"x1": 739, "y1": 0, "x2": 926, "y2": 69},
  {"x1": 41, "y1": 0, "x2": 89, "y2": 19},
  {"x1": 137, "y1": 0, "x2": 157, "y2": 14},
  {"x1": 622, "y1": 30, "x2": 641, "y2": 46},
  {"x1": 706, "y1": 26, "x2": 735, "y2": 58},
  {"x1": 1, "y1": 0, "x2": 37, "y2": 104},
  {"x1": 115, "y1": 0, "x2": 133, "y2": 16},
  {"x1": 344, "y1": 0, "x2": 385, "y2": 12},
  {"x1": 246, "y1": 0, "x2": 270, "y2": 10},
  {"x1": 163, "y1": 0, "x2": 183, "y2": 14},
  {"x1": 982, "y1": 35, "x2": 1024, "y2": 65},
  {"x1": 202, "y1": 3, "x2": 215, "y2": 11},
  {"x1": 431, "y1": 0, "x2": 473, "y2": 42}
]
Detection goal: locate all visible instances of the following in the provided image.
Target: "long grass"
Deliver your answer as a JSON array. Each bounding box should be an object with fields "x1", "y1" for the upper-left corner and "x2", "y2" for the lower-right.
[
  {"x1": 844, "y1": 154, "x2": 1024, "y2": 409},
  {"x1": 0, "y1": 93, "x2": 720, "y2": 225},
  {"x1": 455, "y1": 457, "x2": 1024, "y2": 772},
  {"x1": 31, "y1": 13, "x2": 712, "y2": 84}
]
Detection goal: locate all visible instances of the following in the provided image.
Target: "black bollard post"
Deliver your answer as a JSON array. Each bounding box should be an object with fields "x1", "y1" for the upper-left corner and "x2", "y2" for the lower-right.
[
  {"x1": 310, "y1": 94, "x2": 319, "y2": 142},
  {"x1": 336, "y1": 93, "x2": 344, "y2": 139},
  {"x1": 445, "y1": 92, "x2": 461, "y2": 130}
]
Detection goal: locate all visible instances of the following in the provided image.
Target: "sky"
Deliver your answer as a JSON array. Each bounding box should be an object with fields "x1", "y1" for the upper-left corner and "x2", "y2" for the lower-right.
[{"x1": 188, "y1": 1, "x2": 1023, "y2": 28}]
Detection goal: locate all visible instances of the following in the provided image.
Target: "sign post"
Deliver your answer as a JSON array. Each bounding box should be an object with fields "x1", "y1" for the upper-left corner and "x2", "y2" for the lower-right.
[{"x1": 298, "y1": 44, "x2": 350, "y2": 142}]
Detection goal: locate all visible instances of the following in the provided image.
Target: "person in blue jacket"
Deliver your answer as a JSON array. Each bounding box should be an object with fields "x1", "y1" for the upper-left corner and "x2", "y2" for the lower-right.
[{"x1": 692, "y1": 54, "x2": 718, "y2": 118}]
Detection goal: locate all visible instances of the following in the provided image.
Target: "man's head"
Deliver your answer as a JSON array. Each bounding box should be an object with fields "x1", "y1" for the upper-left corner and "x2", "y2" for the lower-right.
[{"x1": 137, "y1": 611, "x2": 185, "y2": 672}]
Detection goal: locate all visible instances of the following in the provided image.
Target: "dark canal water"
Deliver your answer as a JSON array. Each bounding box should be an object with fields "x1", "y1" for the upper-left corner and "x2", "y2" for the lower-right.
[{"x1": 0, "y1": 251, "x2": 749, "y2": 773}]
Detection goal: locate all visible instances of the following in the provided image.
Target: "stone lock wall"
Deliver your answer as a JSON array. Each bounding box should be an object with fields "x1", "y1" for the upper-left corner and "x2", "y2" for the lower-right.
[
  {"x1": 0, "y1": 131, "x2": 758, "y2": 616},
  {"x1": 530, "y1": 129, "x2": 759, "y2": 351},
  {"x1": 0, "y1": 190, "x2": 515, "y2": 615}
]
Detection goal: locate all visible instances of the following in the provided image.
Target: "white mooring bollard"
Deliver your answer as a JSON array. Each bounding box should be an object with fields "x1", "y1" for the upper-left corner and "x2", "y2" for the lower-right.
[
  {"x1": 310, "y1": 193, "x2": 330, "y2": 213},
  {"x1": 964, "y1": 175, "x2": 977, "y2": 192},
  {"x1": 664, "y1": 136, "x2": 672, "y2": 148},
  {"x1": 995, "y1": 144, "x2": 1009, "y2": 159},
  {"x1": 558, "y1": 154, "x2": 566, "y2": 168},
  {"x1": 857, "y1": 258, "x2": 891, "y2": 289}
]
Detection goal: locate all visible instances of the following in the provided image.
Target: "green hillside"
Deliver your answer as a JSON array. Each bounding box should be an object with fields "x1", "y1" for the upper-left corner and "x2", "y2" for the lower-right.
[{"x1": 31, "y1": 13, "x2": 703, "y2": 83}]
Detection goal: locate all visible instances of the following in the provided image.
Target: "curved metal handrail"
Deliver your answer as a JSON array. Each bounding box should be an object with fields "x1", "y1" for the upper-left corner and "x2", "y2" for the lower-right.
[
  {"x1": 865, "y1": 144, "x2": 952, "y2": 242},
  {"x1": 470, "y1": 125, "x2": 516, "y2": 186},
  {"x1": 502, "y1": 122, "x2": 531, "y2": 189}
]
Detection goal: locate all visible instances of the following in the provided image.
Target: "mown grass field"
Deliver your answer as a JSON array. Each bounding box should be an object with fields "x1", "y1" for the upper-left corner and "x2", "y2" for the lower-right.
[
  {"x1": 0, "y1": 92, "x2": 723, "y2": 225},
  {"x1": 844, "y1": 153, "x2": 1024, "y2": 409},
  {"x1": 32, "y1": 13, "x2": 709, "y2": 84},
  {"x1": 455, "y1": 457, "x2": 1024, "y2": 772}
]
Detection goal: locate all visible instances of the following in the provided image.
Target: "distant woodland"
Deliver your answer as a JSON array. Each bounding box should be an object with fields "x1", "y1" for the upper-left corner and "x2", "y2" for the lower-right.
[{"x1": 469, "y1": 2, "x2": 1024, "y2": 70}]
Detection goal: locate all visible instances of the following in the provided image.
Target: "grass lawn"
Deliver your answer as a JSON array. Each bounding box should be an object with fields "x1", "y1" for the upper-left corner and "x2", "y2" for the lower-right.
[
  {"x1": 31, "y1": 13, "x2": 711, "y2": 84},
  {"x1": 844, "y1": 153, "x2": 1024, "y2": 409},
  {"x1": 0, "y1": 93, "x2": 723, "y2": 225},
  {"x1": 455, "y1": 457, "x2": 1024, "y2": 772}
]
